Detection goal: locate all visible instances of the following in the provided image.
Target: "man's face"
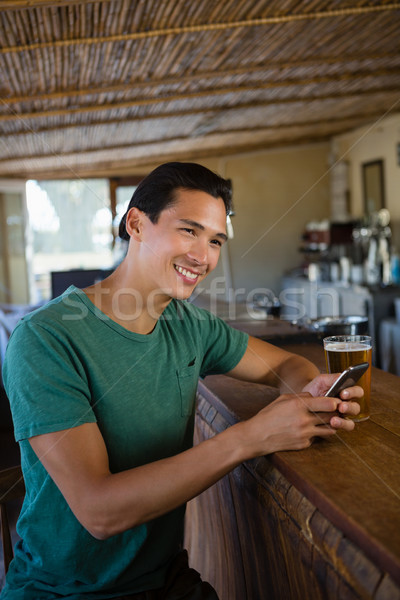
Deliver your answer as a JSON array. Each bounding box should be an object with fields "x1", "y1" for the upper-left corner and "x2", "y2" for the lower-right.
[{"x1": 135, "y1": 188, "x2": 228, "y2": 301}]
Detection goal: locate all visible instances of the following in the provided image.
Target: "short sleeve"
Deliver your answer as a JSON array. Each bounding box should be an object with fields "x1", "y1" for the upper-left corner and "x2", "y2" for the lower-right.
[
  {"x1": 198, "y1": 313, "x2": 249, "y2": 378},
  {"x1": 2, "y1": 319, "x2": 96, "y2": 442}
]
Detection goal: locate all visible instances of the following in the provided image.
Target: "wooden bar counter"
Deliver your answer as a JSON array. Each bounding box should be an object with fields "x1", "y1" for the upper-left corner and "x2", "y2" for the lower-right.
[{"x1": 184, "y1": 342, "x2": 400, "y2": 600}]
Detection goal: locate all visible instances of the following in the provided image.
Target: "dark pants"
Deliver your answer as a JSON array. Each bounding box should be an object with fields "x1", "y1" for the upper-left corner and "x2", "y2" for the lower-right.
[{"x1": 115, "y1": 550, "x2": 219, "y2": 600}]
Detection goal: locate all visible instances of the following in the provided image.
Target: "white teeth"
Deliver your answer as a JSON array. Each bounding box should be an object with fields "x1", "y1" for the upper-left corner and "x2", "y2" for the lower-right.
[{"x1": 175, "y1": 265, "x2": 198, "y2": 280}]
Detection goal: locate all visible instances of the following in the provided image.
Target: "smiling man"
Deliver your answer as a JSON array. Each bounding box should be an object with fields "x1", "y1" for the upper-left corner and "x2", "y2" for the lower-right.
[{"x1": 2, "y1": 162, "x2": 361, "y2": 600}]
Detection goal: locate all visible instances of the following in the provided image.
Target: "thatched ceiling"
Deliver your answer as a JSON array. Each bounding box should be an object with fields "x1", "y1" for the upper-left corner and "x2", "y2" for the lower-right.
[{"x1": 0, "y1": 0, "x2": 400, "y2": 179}]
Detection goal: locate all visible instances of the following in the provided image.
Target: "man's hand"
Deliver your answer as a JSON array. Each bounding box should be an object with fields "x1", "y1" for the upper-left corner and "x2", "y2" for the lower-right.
[
  {"x1": 237, "y1": 384, "x2": 361, "y2": 458},
  {"x1": 301, "y1": 373, "x2": 362, "y2": 423}
]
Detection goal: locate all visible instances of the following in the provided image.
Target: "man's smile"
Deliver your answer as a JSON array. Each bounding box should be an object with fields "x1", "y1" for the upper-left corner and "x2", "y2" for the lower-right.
[{"x1": 174, "y1": 264, "x2": 205, "y2": 281}]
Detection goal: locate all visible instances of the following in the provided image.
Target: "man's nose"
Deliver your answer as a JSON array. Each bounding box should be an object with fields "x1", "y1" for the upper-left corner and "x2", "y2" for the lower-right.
[{"x1": 187, "y1": 238, "x2": 208, "y2": 264}]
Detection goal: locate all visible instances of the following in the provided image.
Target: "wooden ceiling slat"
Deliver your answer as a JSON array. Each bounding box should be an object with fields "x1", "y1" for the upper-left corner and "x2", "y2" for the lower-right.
[
  {"x1": 37, "y1": 3, "x2": 50, "y2": 42},
  {"x1": 2, "y1": 67, "x2": 399, "y2": 117},
  {"x1": 38, "y1": 47, "x2": 50, "y2": 93},
  {"x1": 2, "y1": 83, "x2": 399, "y2": 125},
  {"x1": 68, "y1": 3, "x2": 76, "y2": 37},
  {"x1": 16, "y1": 7, "x2": 32, "y2": 44},
  {"x1": 0, "y1": 118, "x2": 387, "y2": 173},
  {"x1": 163, "y1": 0, "x2": 183, "y2": 30},
  {"x1": 0, "y1": 0, "x2": 112, "y2": 8},
  {"x1": 139, "y1": 0, "x2": 162, "y2": 33},
  {"x1": 218, "y1": 0, "x2": 244, "y2": 23},
  {"x1": 131, "y1": 0, "x2": 147, "y2": 31},
  {"x1": 78, "y1": 2, "x2": 86, "y2": 38},
  {"x1": 102, "y1": 35, "x2": 118, "y2": 81},
  {"x1": 60, "y1": 45, "x2": 68, "y2": 90},
  {"x1": 4, "y1": 45, "x2": 397, "y2": 100},
  {"x1": 150, "y1": 34, "x2": 184, "y2": 80},
  {"x1": 157, "y1": 0, "x2": 179, "y2": 29},
  {"x1": 49, "y1": 5, "x2": 61, "y2": 40},
  {"x1": 0, "y1": 107, "x2": 215, "y2": 136},
  {"x1": 0, "y1": 116, "x2": 374, "y2": 163},
  {"x1": 90, "y1": 17, "x2": 105, "y2": 87},
  {"x1": 91, "y1": 1, "x2": 99, "y2": 38},
  {"x1": 196, "y1": 27, "x2": 245, "y2": 74},
  {"x1": 1, "y1": 52, "x2": 21, "y2": 97},
  {"x1": 1, "y1": 9, "x2": 18, "y2": 46},
  {"x1": 77, "y1": 35, "x2": 92, "y2": 89},
  {"x1": 0, "y1": 0, "x2": 399, "y2": 177},
  {"x1": 246, "y1": 21, "x2": 307, "y2": 68},
  {"x1": 1, "y1": 3, "x2": 400, "y2": 55},
  {"x1": 115, "y1": 0, "x2": 130, "y2": 34},
  {"x1": 204, "y1": 0, "x2": 230, "y2": 24},
  {"x1": 41, "y1": 2, "x2": 54, "y2": 40},
  {"x1": 1, "y1": 19, "x2": 398, "y2": 91},
  {"x1": 0, "y1": 19, "x2": 7, "y2": 49},
  {"x1": 102, "y1": 0, "x2": 113, "y2": 34},
  {"x1": 183, "y1": 0, "x2": 211, "y2": 24},
  {"x1": 188, "y1": 0, "x2": 208, "y2": 28},
  {"x1": 1, "y1": 107, "x2": 390, "y2": 164},
  {"x1": 117, "y1": 38, "x2": 139, "y2": 82}
]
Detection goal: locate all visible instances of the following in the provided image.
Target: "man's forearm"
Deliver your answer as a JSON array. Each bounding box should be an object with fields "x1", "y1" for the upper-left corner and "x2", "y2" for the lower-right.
[
  {"x1": 31, "y1": 374, "x2": 360, "y2": 543},
  {"x1": 91, "y1": 423, "x2": 251, "y2": 538},
  {"x1": 30, "y1": 422, "x2": 250, "y2": 541},
  {"x1": 276, "y1": 354, "x2": 320, "y2": 395},
  {"x1": 226, "y1": 335, "x2": 319, "y2": 389}
]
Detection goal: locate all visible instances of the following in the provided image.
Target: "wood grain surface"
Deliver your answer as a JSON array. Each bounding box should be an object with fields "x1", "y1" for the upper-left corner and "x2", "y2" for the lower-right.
[{"x1": 185, "y1": 343, "x2": 400, "y2": 600}]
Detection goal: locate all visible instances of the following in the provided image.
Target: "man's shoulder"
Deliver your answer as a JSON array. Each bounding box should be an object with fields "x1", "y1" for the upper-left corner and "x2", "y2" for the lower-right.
[{"x1": 9, "y1": 286, "x2": 87, "y2": 340}]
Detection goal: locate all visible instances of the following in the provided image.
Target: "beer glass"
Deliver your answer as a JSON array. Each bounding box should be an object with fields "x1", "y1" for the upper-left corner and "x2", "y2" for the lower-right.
[{"x1": 323, "y1": 335, "x2": 372, "y2": 422}]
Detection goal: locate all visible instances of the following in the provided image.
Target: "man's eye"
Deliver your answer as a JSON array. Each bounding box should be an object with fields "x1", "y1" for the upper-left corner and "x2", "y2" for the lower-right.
[
  {"x1": 210, "y1": 239, "x2": 222, "y2": 247},
  {"x1": 182, "y1": 228, "x2": 194, "y2": 235}
]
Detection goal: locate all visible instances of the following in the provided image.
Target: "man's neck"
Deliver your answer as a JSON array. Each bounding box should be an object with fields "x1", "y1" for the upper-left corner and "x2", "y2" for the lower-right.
[{"x1": 83, "y1": 265, "x2": 171, "y2": 335}]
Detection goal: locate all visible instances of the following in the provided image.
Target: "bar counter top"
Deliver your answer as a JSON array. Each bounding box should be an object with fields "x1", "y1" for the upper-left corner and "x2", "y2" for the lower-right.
[{"x1": 185, "y1": 341, "x2": 400, "y2": 600}]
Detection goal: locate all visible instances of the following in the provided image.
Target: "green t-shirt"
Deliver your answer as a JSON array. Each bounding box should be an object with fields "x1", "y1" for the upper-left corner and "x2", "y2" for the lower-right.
[{"x1": 1, "y1": 286, "x2": 248, "y2": 600}]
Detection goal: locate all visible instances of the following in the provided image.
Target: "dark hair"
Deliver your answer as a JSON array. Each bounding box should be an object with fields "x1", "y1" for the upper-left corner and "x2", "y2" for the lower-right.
[{"x1": 118, "y1": 162, "x2": 232, "y2": 241}]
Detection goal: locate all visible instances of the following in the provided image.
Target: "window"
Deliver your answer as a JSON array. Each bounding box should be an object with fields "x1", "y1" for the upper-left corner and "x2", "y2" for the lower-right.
[
  {"x1": 0, "y1": 182, "x2": 30, "y2": 305},
  {"x1": 26, "y1": 179, "x2": 114, "y2": 301}
]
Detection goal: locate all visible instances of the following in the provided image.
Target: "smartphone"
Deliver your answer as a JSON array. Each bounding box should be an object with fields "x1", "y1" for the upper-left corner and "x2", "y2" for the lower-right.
[{"x1": 324, "y1": 362, "x2": 370, "y2": 397}]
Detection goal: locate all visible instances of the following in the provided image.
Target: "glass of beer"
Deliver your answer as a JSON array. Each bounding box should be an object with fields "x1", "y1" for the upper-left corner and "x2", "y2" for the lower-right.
[{"x1": 323, "y1": 335, "x2": 372, "y2": 422}]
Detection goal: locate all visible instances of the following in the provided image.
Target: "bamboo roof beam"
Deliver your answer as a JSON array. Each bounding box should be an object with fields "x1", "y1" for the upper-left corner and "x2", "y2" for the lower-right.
[
  {"x1": 1, "y1": 3, "x2": 400, "y2": 55},
  {"x1": 2, "y1": 59, "x2": 400, "y2": 105},
  {"x1": 1, "y1": 83, "x2": 400, "y2": 123}
]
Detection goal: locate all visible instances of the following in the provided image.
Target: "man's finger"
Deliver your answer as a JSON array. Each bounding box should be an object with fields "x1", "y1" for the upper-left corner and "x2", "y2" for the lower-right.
[
  {"x1": 337, "y1": 401, "x2": 361, "y2": 416},
  {"x1": 339, "y1": 385, "x2": 364, "y2": 400},
  {"x1": 330, "y1": 415, "x2": 356, "y2": 430},
  {"x1": 304, "y1": 396, "x2": 339, "y2": 413}
]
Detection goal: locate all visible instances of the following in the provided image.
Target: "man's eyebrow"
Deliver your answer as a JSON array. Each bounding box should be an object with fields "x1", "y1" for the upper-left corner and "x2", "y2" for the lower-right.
[{"x1": 178, "y1": 219, "x2": 228, "y2": 242}]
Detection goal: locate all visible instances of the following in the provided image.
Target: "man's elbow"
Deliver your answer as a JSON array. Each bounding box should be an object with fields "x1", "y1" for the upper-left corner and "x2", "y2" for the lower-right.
[
  {"x1": 87, "y1": 524, "x2": 113, "y2": 541},
  {"x1": 83, "y1": 513, "x2": 124, "y2": 540},
  {"x1": 75, "y1": 508, "x2": 111, "y2": 540},
  {"x1": 68, "y1": 482, "x2": 147, "y2": 539},
  {"x1": 80, "y1": 506, "x2": 143, "y2": 540}
]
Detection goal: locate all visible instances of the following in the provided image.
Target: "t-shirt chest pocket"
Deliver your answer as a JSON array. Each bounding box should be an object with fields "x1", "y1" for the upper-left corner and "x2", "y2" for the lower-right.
[{"x1": 176, "y1": 359, "x2": 198, "y2": 417}]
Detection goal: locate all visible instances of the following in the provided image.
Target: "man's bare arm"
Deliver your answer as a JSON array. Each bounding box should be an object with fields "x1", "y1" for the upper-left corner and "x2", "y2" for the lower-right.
[
  {"x1": 29, "y1": 389, "x2": 359, "y2": 541},
  {"x1": 226, "y1": 335, "x2": 321, "y2": 392}
]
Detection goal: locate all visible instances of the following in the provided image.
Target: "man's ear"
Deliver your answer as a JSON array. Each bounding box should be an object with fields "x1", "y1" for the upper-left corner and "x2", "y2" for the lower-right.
[{"x1": 125, "y1": 207, "x2": 145, "y2": 241}]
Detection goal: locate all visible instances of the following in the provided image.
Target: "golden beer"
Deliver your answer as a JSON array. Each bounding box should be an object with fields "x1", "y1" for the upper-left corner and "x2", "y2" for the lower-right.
[{"x1": 323, "y1": 336, "x2": 372, "y2": 422}]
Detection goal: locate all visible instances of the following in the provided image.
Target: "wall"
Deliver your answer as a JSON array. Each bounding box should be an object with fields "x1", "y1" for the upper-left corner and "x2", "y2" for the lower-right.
[
  {"x1": 199, "y1": 143, "x2": 331, "y2": 299},
  {"x1": 332, "y1": 113, "x2": 400, "y2": 247}
]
